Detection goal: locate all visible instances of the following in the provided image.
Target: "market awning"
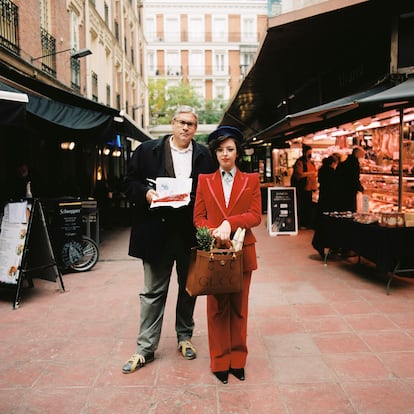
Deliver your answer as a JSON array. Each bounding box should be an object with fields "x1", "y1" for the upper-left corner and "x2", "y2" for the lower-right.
[
  {"x1": 0, "y1": 89, "x2": 28, "y2": 127},
  {"x1": 358, "y1": 76, "x2": 414, "y2": 107},
  {"x1": 246, "y1": 83, "x2": 391, "y2": 145},
  {"x1": 246, "y1": 75, "x2": 414, "y2": 147}
]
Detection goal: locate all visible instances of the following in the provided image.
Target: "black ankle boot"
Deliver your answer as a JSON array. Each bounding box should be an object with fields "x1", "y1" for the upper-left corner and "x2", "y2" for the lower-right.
[
  {"x1": 229, "y1": 367, "x2": 245, "y2": 381},
  {"x1": 213, "y1": 371, "x2": 229, "y2": 384}
]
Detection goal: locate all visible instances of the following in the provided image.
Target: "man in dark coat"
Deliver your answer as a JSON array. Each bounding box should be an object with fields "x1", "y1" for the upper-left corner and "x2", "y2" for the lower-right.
[
  {"x1": 121, "y1": 105, "x2": 215, "y2": 374},
  {"x1": 335, "y1": 146, "x2": 365, "y2": 212}
]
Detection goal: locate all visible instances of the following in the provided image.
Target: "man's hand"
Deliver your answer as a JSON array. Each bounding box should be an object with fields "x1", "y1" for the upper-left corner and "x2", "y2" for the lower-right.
[{"x1": 146, "y1": 189, "x2": 158, "y2": 205}]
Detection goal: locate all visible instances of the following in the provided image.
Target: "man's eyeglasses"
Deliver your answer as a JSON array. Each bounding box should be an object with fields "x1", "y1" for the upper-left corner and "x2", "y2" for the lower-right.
[{"x1": 174, "y1": 119, "x2": 196, "y2": 128}]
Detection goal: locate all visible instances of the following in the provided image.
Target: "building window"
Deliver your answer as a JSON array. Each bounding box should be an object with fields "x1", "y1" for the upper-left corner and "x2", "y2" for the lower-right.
[
  {"x1": 188, "y1": 16, "x2": 203, "y2": 42},
  {"x1": 104, "y1": 2, "x2": 109, "y2": 25},
  {"x1": 241, "y1": 16, "x2": 256, "y2": 43},
  {"x1": 40, "y1": 27, "x2": 56, "y2": 77},
  {"x1": 114, "y1": 20, "x2": 119, "y2": 41},
  {"x1": 240, "y1": 51, "x2": 255, "y2": 76},
  {"x1": 189, "y1": 51, "x2": 204, "y2": 76},
  {"x1": 145, "y1": 17, "x2": 156, "y2": 41},
  {"x1": 0, "y1": 0, "x2": 19, "y2": 54},
  {"x1": 71, "y1": 58, "x2": 80, "y2": 92},
  {"x1": 214, "y1": 83, "x2": 227, "y2": 100},
  {"x1": 92, "y1": 71, "x2": 98, "y2": 102},
  {"x1": 212, "y1": 17, "x2": 227, "y2": 42},
  {"x1": 147, "y1": 51, "x2": 157, "y2": 75},
  {"x1": 131, "y1": 47, "x2": 135, "y2": 65},
  {"x1": 213, "y1": 52, "x2": 226, "y2": 74},
  {"x1": 166, "y1": 51, "x2": 181, "y2": 76},
  {"x1": 165, "y1": 16, "x2": 180, "y2": 42},
  {"x1": 116, "y1": 93, "x2": 121, "y2": 109},
  {"x1": 106, "y1": 84, "x2": 111, "y2": 106},
  {"x1": 191, "y1": 81, "x2": 204, "y2": 98}
]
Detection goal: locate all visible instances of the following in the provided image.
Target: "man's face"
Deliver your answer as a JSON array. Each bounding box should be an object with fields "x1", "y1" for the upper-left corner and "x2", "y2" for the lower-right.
[{"x1": 171, "y1": 112, "x2": 198, "y2": 149}]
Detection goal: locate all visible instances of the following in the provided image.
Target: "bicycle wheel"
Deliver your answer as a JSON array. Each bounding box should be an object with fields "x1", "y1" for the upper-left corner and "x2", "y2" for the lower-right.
[{"x1": 69, "y1": 236, "x2": 99, "y2": 272}]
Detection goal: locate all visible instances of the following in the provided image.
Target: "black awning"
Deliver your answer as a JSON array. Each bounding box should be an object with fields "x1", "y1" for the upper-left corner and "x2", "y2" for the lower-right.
[
  {"x1": 358, "y1": 76, "x2": 414, "y2": 107},
  {"x1": 0, "y1": 89, "x2": 28, "y2": 127},
  {"x1": 0, "y1": 62, "x2": 152, "y2": 142},
  {"x1": 0, "y1": 80, "x2": 111, "y2": 134},
  {"x1": 247, "y1": 83, "x2": 391, "y2": 145}
]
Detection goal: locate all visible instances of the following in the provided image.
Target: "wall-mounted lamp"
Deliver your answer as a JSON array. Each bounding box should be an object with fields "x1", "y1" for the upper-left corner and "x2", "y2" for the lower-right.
[
  {"x1": 61, "y1": 141, "x2": 76, "y2": 150},
  {"x1": 103, "y1": 147, "x2": 111, "y2": 156},
  {"x1": 31, "y1": 48, "x2": 92, "y2": 63}
]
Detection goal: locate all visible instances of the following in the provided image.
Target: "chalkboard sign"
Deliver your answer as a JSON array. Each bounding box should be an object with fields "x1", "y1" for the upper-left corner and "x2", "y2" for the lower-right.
[
  {"x1": 267, "y1": 187, "x2": 298, "y2": 236},
  {"x1": 0, "y1": 199, "x2": 64, "y2": 308}
]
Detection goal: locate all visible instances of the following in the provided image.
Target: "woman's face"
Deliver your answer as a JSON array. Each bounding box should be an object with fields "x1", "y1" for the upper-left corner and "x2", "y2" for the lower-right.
[{"x1": 215, "y1": 137, "x2": 238, "y2": 172}]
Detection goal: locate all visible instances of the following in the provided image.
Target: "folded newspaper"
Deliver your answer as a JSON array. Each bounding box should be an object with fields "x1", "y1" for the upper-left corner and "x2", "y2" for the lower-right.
[
  {"x1": 231, "y1": 227, "x2": 246, "y2": 251},
  {"x1": 150, "y1": 177, "x2": 192, "y2": 208}
]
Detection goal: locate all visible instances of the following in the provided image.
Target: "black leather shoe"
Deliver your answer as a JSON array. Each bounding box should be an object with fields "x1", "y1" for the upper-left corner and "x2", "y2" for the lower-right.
[
  {"x1": 229, "y1": 367, "x2": 245, "y2": 381},
  {"x1": 213, "y1": 371, "x2": 229, "y2": 384}
]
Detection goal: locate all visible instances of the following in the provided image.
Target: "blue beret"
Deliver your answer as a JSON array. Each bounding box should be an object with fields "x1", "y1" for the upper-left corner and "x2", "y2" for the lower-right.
[{"x1": 208, "y1": 126, "x2": 243, "y2": 144}]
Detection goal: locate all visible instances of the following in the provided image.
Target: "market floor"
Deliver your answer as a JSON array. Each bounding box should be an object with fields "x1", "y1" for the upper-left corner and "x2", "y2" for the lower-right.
[{"x1": 1, "y1": 218, "x2": 414, "y2": 414}]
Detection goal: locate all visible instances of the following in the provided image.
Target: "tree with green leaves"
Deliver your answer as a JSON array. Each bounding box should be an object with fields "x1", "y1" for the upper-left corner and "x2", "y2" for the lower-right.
[{"x1": 148, "y1": 79, "x2": 226, "y2": 126}]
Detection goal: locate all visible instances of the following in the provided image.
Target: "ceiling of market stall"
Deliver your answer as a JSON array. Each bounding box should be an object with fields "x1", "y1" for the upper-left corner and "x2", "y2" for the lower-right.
[{"x1": 220, "y1": 0, "x2": 414, "y2": 147}]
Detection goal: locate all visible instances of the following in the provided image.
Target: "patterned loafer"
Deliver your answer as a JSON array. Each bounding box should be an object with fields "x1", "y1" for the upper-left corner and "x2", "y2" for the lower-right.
[
  {"x1": 178, "y1": 340, "x2": 197, "y2": 360},
  {"x1": 122, "y1": 352, "x2": 154, "y2": 374}
]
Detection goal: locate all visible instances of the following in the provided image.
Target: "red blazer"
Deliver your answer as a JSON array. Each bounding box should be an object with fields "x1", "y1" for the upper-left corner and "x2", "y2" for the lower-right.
[{"x1": 193, "y1": 170, "x2": 262, "y2": 272}]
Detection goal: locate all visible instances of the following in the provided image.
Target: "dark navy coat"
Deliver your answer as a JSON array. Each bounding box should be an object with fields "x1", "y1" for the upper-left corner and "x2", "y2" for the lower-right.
[{"x1": 124, "y1": 135, "x2": 215, "y2": 262}]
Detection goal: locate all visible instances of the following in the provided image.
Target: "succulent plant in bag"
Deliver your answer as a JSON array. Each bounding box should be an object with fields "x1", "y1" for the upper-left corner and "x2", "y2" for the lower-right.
[{"x1": 196, "y1": 226, "x2": 215, "y2": 251}]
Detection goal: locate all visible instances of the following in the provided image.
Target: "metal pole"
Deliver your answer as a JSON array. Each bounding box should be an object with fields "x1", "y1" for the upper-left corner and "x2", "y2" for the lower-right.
[{"x1": 398, "y1": 106, "x2": 404, "y2": 212}]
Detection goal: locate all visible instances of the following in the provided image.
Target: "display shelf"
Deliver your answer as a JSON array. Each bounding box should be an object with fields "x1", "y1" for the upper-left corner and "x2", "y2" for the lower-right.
[{"x1": 360, "y1": 173, "x2": 414, "y2": 209}]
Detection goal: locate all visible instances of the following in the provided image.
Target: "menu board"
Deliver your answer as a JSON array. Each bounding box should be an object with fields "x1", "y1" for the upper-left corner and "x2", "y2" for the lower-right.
[
  {"x1": 0, "y1": 202, "x2": 30, "y2": 284},
  {"x1": 267, "y1": 187, "x2": 298, "y2": 236}
]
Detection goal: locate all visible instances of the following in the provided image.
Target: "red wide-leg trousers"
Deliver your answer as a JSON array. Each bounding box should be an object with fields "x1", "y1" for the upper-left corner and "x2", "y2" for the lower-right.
[{"x1": 206, "y1": 271, "x2": 252, "y2": 372}]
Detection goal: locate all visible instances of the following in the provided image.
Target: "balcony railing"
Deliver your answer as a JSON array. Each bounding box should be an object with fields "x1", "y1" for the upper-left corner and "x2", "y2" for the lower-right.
[
  {"x1": 0, "y1": 0, "x2": 19, "y2": 55},
  {"x1": 40, "y1": 27, "x2": 57, "y2": 77}
]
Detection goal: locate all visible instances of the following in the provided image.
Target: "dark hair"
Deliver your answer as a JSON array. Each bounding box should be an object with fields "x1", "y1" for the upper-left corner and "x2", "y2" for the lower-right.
[
  {"x1": 208, "y1": 135, "x2": 244, "y2": 167},
  {"x1": 302, "y1": 144, "x2": 312, "y2": 154},
  {"x1": 322, "y1": 155, "x2": 338, "y2": 167}
]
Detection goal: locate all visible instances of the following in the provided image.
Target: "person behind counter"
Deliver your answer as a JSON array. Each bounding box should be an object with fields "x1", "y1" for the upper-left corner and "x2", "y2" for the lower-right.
[
  {"x1": 317, "y1": 154, "x2": 339, "y2": 214},
  {"x1": 291, "y1": 144, "x2": 318, "y2": 229},
  {"x1": 193, "y1": 125, "x2": 262, "y2": 384},
  {"x1": 335, "y1": 146, "x2": 365, "y2": 212}
]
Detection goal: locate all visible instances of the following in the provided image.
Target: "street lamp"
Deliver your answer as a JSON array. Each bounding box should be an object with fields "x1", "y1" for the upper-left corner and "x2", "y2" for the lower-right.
[{"x1": 31, "y1": 48, "x2": 92, "y2": 63}]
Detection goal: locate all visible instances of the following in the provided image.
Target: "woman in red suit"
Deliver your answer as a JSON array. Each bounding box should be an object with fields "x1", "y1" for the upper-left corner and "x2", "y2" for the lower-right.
[{"x1": 193, "y1": 125, "x2": 262, "y2": 384}]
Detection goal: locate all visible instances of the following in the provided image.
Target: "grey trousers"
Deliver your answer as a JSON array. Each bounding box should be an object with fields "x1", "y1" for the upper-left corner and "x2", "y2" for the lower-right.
[{"x1": 136, "y1": 234, "x2": 196, "y2": 355}]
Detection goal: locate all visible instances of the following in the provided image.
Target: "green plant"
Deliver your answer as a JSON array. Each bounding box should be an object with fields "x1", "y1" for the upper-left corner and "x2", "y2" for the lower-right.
[{"x1": 196, "y1": 226, "x2": 215, "y2": 251}]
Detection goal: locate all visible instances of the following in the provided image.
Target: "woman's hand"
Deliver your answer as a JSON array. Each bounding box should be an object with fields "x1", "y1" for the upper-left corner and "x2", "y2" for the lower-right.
[{"x1": 212, "y1": 220, "x2": 231, "y2": 244}]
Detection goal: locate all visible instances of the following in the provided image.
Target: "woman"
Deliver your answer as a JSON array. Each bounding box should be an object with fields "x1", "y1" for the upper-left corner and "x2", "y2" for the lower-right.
[{"x1": 193, "y1": 125, "x2": 261, "y2": 384}]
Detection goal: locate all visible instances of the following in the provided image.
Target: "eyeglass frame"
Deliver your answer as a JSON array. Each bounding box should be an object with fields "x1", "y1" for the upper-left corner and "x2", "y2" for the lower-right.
[{"x1": 174, "y1": 118, "x2": 197, "y2": 128}]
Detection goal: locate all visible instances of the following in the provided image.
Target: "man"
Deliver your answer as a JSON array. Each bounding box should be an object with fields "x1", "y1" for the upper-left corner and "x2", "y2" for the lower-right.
[
  {"x1": 335, "y1": 146, "x2": 365, "y2": 212},
  {"x1": 122, "y1": 105, "x2": 215, "y2": 374},
  {"x1": 291, "y1": 144, "x2": 318, "y2": 229}
]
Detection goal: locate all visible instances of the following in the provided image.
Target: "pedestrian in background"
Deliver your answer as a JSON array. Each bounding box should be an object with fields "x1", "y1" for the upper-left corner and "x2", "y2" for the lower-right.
[
  {"x1": 193, "y1": 126, "x2": 262, "y2": 384},
  {"x1": 122, "y1": 105, "x2": 215, "y2": 374},
  {"x1": 291, "y1": 144, "x2": 318, "y2": 229}
]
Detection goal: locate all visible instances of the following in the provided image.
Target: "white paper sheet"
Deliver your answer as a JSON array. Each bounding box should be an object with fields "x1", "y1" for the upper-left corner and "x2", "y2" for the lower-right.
[{"x1": 150, "y1": 177, "x2": 192, "y2": 208}]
